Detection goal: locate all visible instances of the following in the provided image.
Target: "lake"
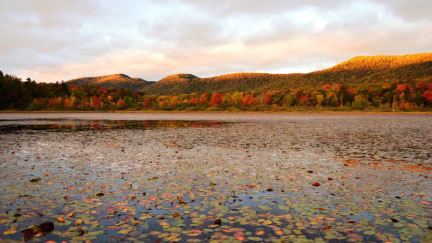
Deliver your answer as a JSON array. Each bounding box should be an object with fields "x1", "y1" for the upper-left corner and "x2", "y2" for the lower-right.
[{"x1": 0, "y1": 113, "x2": 431, "y2": 242}]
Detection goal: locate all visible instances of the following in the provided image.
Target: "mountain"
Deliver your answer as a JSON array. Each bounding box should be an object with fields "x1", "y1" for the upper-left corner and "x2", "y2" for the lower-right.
[
  {"x1": 67, "y1": 74, "x2": 154, "y2": 91},
  {"x1": 140, "y1": 53, "x2": 432, "y2": 94},
  {"x1": 65, "y1": 53, "x2": 432, "y2": 94}
]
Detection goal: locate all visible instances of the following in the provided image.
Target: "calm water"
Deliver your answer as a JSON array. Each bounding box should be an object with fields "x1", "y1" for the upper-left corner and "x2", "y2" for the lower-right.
[{"x1": 0, "y1": 113, "x2": 431, "y2": 242}]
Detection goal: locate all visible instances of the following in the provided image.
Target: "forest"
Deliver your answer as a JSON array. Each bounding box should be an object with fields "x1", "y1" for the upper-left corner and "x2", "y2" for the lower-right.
[{"x1": 1, "y1": 70, "x2": 432, "y2": 111}]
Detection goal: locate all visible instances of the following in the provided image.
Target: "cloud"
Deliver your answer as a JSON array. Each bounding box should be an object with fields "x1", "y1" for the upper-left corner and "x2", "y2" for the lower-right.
[
  {"x1": 375, "y1": 0, "x2": 432, "y2": 21},
  {"x1": 0, "y1": 0, "x2": 431, "y2": 82},
  {"x1": 179, "y1": 0, "x2": 347, "y2": 15}
]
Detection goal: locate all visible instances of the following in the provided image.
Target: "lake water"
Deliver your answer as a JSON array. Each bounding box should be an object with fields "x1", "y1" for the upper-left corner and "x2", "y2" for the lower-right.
[{"x1": 0, "y1": 113, "x2": 431, "y2": 242}]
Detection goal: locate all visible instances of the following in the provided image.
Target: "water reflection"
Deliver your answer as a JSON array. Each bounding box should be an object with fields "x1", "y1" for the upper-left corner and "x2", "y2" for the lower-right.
[{"x1": 0, "y1": 119, "x2": 229, "y2": 133}]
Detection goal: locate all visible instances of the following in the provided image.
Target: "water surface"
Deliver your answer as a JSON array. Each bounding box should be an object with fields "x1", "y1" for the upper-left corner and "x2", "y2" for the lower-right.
[{"x1": 0, "y1": 113, "x2": 431, "y2": 242}]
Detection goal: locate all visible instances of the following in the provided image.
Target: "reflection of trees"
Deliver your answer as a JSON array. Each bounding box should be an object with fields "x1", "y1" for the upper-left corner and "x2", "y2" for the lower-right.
[{"x1": 25, "y1": 120, "x2": 226, "y2": 131}]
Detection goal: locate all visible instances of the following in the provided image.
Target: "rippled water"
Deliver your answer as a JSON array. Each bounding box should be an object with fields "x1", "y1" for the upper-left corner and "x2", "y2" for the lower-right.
[{"x1": 0, "y1": 113, "x2": 431, "y2": 242}]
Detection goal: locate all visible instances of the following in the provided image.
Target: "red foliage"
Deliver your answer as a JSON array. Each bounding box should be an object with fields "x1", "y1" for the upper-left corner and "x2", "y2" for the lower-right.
[
  {"x1": 189, "y1": 97, "x2": 199, "y2": 104},
  {"x1": 396, "y1": 84, "x2": 407, "y2": 92},
  {"x1": 415, "y1": 82, "x2": 428, "y2": 91},
  {"x1": 423, "y1": 91, "x2": 432, "y2": 102},
  {"x1": 91, "y1": 96, "x2": 102, "y2": 109},
  {"x1": 47, "y1": 97, "x2": 63, "y2": 108},
  {"x1": 322, "y1": 84, "x2": 331, "y2": 89},
  {"x1": 299, "y1": 95, "x2": 309, "y2": 105},
  {"x1": 209, "y1": 93, "x2": 223, "y2": 106},
  {"x1": 143, "y1": 98, "x2": 151, "y2": 108}
]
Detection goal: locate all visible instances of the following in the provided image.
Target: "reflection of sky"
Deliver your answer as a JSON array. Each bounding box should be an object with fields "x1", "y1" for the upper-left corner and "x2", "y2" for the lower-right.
[{"x1": 1, "y1": 0, "x2": 431, "y2": 82}]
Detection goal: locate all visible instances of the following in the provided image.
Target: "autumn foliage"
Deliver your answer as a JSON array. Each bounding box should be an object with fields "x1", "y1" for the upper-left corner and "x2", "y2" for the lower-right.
[{"x1": 1, "y1": 66, "x2": 432, "y2": 111}]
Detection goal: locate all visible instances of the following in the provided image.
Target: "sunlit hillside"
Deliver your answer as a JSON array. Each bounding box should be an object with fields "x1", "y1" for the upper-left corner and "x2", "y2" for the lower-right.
[
  {"x1": 322, "y1": 53, "x2": 432, "y2": 72},
  {"x1": 158, "y1": 73, "x2": 198, "y2": 83},
  {"x1": 141, "y1": 53, "x2": 432, "y2": 94},
  {"x1": 67, "y1": 74, "x2": 154, "y2": 91}
]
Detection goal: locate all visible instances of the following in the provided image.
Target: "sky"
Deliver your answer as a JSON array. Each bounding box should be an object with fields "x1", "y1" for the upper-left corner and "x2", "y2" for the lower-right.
[{"x1": 0, "y1": 0, "x2": 431, "y2": 82}]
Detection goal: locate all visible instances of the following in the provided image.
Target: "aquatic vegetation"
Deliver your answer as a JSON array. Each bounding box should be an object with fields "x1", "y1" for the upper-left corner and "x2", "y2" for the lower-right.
[{"x1": 0, "y1": 114, "x2": 431, "y2": 242}]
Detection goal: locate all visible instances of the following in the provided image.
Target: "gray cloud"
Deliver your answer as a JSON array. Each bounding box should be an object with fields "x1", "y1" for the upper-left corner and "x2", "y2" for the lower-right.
[
  {"x1": 180, "y1": 0, "x2": 347, "y2": 15},
  {"x1": 375, "y1": 0, "x2": 432, "y2": 21}
]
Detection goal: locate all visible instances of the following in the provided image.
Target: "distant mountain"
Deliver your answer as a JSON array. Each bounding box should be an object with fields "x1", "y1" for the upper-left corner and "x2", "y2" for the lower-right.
[
  {"x1": 67, "y1": 74, "x2": 154, "y2": 91},
  {"x1": 65, "y1": 53, "x2": 432, "y2": 94},
  {"x1": 140, "y1": 53, "x2": 432, "y2": 94}
]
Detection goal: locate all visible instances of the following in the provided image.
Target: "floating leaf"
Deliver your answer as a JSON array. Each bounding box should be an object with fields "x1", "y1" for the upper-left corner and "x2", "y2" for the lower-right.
[
  {"x1": 214, "y1": 218, "x2": 222, "y2": 225},
  {"x1": 30, "y1": 178, "x2": 41, "y2": 182},
  {"x1": 36, "y1": 221, "x2": 54, "y2": 233},
  {"x1": 187, "y1": 230, "x2": 202, "y2": 237},
  {"x1": 3, "y1": 228, "x2": 17, "y2": 235}
]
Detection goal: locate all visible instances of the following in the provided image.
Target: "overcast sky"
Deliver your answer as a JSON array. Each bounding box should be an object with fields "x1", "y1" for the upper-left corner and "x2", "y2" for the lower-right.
[{"x1": 1, "y1": 0, "x2": 431, "y2": 82}]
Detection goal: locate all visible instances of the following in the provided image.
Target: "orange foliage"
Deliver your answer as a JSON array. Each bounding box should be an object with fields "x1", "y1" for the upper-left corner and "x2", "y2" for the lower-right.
[
  {"x1": 199, "y1": 94, "x2": 208, "y2": 104},
  {"x1": 242, "y1": 94, "x2": 256, "y2": 106}
]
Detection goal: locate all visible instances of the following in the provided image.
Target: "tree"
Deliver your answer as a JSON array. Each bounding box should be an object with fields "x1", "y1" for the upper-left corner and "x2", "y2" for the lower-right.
[
  {"x1": 326, "y1": 92, "x2": 338, "y2": 106},
  {"x1": 282, "y1": 94, "x2": 295, "y2": 107},
  {"x1": 222, "y1": 93, "x2": 233, "y2": 106},
  {"x1": 298, "y1": 95, "x2": 309, "y2": 106},
  {"x1": 316, "y1": 94, "x2": 324, "y2": 106},
  {"x1": 396, "y1": 84, "x2": 407, "y2": 93},
  {"x1": 116, "y1": 98, "x2": 126, "y2": 109},
  {"x1": 352, "y1": 95, "x2": 369, "y2": 110},
  {"x1": 423, "y1": 91, "x2": 432, "y2": 103},
  {"x1": 189, "y1": 97, "x2": 199, "y2": 103},
  {"x1": 262, "y1": 92, "x2": 273, "y2": 105},
  {"x1": 199, "y1": 93, "x2": 208, "y2": 104},
  {"x1": 143, "y1": 98, "x2": 151, "y2": 108},
  {"x1": 242, "y1": 94, "x2": 256, "y2": 106},
  {"x1": 209, "y1": 93, "x2": 223, "y2": 106},
  {"x1": 231, "y1": 92, "x2": 243, "y2": 106},
  {"x1": 91, "y1": 96, "x2": 102, "y2": 109}
]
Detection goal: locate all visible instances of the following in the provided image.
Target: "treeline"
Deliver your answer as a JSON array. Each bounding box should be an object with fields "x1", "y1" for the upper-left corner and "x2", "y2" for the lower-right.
[{"x1": 1, "y1": 70, "x2": 432, "y2": 111}]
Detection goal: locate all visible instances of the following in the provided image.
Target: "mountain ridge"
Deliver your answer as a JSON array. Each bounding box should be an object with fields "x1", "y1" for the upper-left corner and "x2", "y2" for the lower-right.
[{"x1": 66, "y1": 53, "x2": 432, "y2": 94}]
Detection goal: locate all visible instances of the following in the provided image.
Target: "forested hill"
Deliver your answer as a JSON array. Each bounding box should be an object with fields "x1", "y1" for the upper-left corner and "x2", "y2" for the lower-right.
[
  {"x1": 67, "y1": 74, "x2": 154, "y2": 91},
  {"x1": 141, "y1": 53, "x2": 432, "y2": 94},
  {"x1": 321, "y1": 53, "x2": 432, "y2": 72}
]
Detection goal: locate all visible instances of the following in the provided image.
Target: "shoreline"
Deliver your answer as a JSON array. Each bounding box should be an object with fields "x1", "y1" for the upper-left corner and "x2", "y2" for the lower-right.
[{"x1": 1, "y1": 110, "x2": 432, "y2": 115}]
